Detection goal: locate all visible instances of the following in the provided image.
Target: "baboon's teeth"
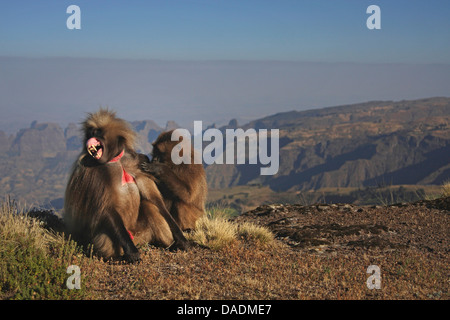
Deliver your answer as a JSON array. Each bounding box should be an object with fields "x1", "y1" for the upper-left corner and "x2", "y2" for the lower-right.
[{"x1": 86, "y1": 138, "x2": 103, "y2": 159}]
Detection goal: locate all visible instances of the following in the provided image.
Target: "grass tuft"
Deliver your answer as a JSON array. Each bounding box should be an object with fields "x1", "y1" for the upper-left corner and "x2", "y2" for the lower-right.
[
  {"x1": 186, "y1": 214, "x2": 238, "y2": 250},
  {"x1": 442, "y1": 180, "x2": 450, "y2": 198},
  {"x1": 186, "y1": 207, "x2": 274, "y2": 250},
  {"x1": 237, "y1": 222, "x2": 275, "y2": 246}
]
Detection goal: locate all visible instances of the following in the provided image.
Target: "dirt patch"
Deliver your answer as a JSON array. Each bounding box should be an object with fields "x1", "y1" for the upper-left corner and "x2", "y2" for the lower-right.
[{"x1": 234, "y1": 198, "x2": 449, "y2": 256}]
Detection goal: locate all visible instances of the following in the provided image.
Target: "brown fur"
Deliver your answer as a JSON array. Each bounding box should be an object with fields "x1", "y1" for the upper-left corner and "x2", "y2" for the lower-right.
[
  {"x1": 140, "y1": 130, "x2": 207, "y2": 231},
  {"x1": 64, "y1": 109, "x2": 188, "y2": 262}
]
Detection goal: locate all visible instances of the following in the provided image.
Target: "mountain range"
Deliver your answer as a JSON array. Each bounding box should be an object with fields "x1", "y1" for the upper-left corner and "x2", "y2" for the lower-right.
[
  {"x1": 0, "y1": 97, "x2": 449, "y2": 209},
  {"x1": 207, "y1": 97, "x2": 450, "y2": 191}
]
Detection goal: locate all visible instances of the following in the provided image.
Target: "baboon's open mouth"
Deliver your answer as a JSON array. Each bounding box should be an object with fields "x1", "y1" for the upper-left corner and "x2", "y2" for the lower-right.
[{"x1": 86, "y1": 137, "x2": 104, "y2": 160}]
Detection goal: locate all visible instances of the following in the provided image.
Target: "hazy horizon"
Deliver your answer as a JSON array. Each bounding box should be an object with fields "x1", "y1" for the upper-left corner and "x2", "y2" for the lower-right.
[
  {"x1": 1, "y1": 1, "x2": 449, "y2": 133},
  {"x1": 1, "y1": 57, "x2": 449, "y2": 134}
]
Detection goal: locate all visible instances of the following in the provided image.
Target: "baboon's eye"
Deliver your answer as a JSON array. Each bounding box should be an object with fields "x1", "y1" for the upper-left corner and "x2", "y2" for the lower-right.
[{"x1": 92, "y1": 129, "x2": 103, "y2": 137}]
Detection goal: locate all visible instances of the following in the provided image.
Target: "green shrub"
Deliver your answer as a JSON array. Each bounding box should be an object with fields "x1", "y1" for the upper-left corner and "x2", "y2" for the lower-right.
[{"x1": 0, "y1": 199, "x2": 92, "y2": 299}]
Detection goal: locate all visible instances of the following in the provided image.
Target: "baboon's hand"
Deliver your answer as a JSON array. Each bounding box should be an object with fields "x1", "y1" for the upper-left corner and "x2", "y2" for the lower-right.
[
  {"x1": 139, "y1": 161, "x2": 150, "y2": 171},
  {"x1": 123, "y1": 251, "x2": 141, "y2": 264},
  {"x1": 140, "y1": 162, "x2": 165, "y2": 177},
  {"x1": 169, "y1": 239, "x2": 191, "y2": 252},
  {"x1": 137, "y1": 153, "x2": 150, "y2": 164}
]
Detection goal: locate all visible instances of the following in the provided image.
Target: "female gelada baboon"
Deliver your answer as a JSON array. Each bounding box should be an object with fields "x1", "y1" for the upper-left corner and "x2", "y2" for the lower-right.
[
  {"x1": 140, "y1": 130, "x2": 207, "y2": 231},
  {"x1": 64, "y1": 109, "x2": 189, "y2": 263}
]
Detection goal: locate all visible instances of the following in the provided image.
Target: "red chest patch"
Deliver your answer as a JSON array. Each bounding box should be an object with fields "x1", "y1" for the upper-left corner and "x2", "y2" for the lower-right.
[
  {"x1": 108, "y1": 150, "x2": 136, "y2": 186},
  {"x1": 122, "y1": 168, "x2": 136, "y2": 185}
]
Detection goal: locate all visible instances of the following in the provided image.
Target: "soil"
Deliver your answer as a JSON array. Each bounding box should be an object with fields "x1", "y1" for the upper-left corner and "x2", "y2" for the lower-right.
[{"x1": 234, "y1": 198, "x2": 449, "y2": 257}]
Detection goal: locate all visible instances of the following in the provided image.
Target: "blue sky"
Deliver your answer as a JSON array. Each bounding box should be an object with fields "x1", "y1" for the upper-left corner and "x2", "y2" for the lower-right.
[
  {"x1": 1, "y1": 0, "x2": 449, "y2": 62},
  {"x1": 0, "y1": 1, "x2": 449, "y2": 132}
]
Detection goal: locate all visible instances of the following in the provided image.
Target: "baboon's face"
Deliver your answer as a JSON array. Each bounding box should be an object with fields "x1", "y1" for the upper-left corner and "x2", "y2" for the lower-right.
[
  {"x1": 151, "y1": 140, "x2": 180, "y2": 163},
  {"x1": 151, "y1": 143, "x2": 163, "y2": 163},
  {"x1": 85, "y1": 126, "x2": 123, "y2": 164},
  {"x1": 151, "y1": 130, "x2": 183, "y2": 163}
]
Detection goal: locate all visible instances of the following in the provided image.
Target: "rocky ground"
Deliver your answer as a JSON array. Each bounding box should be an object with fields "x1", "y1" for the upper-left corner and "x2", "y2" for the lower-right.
[{"x1": 234, "y1": 197, "x2": 449, "y2": 257}]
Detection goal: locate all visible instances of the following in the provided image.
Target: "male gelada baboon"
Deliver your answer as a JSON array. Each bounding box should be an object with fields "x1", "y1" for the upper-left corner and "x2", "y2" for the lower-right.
[
  {"x1": 140, "y1": 130, "x2": 207, "y2": 231},
  {"x1": 64, "y1": 109, "x2": 189, "y2": 263}
]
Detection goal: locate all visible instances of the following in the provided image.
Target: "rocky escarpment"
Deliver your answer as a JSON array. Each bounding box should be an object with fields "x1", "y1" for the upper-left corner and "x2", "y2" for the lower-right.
[{"x1": 206, "y1": 97, "x2": 450, "y2": 190}]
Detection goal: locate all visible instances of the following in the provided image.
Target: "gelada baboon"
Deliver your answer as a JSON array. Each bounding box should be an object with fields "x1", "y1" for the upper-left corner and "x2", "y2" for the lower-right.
[
  {"x1": 140, "y1": 130, "x2": 207, "y2": 231},
  {"x1": 64, "y1": 109, "x2": 189, "y2": 263}
]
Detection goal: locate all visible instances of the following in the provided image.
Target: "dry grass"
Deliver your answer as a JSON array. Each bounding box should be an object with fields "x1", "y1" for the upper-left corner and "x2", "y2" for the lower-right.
[
  {"x1": 185, "y1": 208, "x2": 274, "y2": 250},
  {"x1": 186, "y1": 214, "x2": 238, "y2": 250},
  {"x1": 0, "y1": 199, "x2": 56, "y2": 251},
  {"x1": 91, "y1": 242, "x2": 448, "y2": 300},
  {"x1": 237, "y1": 221, "x2": 275, "y2": 245},
  {"x1": 442, "y1": 180, "x2": 450, "y2": 197}
]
